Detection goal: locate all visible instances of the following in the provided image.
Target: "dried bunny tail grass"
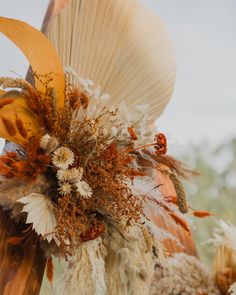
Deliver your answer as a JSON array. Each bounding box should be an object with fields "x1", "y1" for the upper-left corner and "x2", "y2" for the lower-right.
[
  {"x1": 140, "y1": 225, "x2": 153, "y2": 253},
  {"x1": 1, "y1": 118, "x2": 17, "y2": 136},
  {"x1": 0, "y1": 77, "x2": 36, "y2": 94},
  {"x1": 104, "y1": 224, "x2": 155, "y2": 295},
  {"x1": 151, "y1": 253, "x2": 220, "y2": 295},
  {"x1": 46, "y1": 0, "x2": 176, "y2": 121},
  {"x1": 15, "y1": 118, "x2": 28, "y2": 138}
]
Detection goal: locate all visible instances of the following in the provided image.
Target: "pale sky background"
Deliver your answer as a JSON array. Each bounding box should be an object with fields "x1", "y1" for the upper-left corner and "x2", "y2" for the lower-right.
[{"x1": 0, "y1": 0, "x2": 235, "y2": 152}]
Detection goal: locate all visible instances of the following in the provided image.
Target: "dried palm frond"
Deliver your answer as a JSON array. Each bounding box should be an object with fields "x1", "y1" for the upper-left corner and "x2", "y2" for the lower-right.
[
  {"x1": 45, "y1": 0, "x2": 176, "y2": 122},
  {"x1": 0, "y1": 16, "x2": 64, "y2": 108}
]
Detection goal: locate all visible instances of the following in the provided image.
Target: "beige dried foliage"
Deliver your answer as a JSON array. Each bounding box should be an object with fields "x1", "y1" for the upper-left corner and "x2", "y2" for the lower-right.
[{"x1": 46, "y1": 0, "x2": 176, "y2": 122}]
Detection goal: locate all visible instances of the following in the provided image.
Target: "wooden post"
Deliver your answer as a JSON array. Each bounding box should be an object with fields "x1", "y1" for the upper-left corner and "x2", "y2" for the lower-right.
[{"x1": 0, "y1": 209, "x2": 46, "y2": 295}]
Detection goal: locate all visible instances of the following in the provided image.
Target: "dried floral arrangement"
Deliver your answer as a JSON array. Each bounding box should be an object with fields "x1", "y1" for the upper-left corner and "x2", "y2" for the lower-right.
[
  {"x1": 0, "y1": 11, "x2": 194, "y2": 293},
  {"x1": 1, "y1": 1, "x2": 236, "y2": 295},
  {"x1": 0, "y1": 65, "x2": 195, "y2": 251}
]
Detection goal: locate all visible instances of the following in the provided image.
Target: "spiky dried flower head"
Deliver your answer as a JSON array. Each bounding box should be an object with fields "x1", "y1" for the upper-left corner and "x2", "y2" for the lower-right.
[
  {"x1": 68, "y1": 167, "x2": 83, "y2": 182},
  {"x1": 59, "y1": 182, "x2": 72, "y2": 196},
  {"x1": 76, "y1": 180, "x2": 93, "y2": 198},
  {"x1": 52, "y1": 147, "x2": 75, "y2": 170}
]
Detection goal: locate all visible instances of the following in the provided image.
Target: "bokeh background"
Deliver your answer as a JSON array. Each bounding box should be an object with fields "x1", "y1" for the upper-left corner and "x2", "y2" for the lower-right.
[{"x1": 0, "y1": 0, "x2": 236, "y2": 292}]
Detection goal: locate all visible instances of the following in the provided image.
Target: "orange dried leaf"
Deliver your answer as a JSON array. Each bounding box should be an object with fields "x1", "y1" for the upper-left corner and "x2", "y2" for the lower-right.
[
  {"x1": 193, "y1": 210, "x2": 215, "y2": 218},
  {"x1": 0, "y1": 16, "x2": 65, "y2": 108}
]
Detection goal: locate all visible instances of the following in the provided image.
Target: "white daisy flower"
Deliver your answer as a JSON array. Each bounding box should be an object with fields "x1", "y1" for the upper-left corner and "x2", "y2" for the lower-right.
[
  {"x1": 52, "y1": 147, "x2": 75, "y2": 170},
  {"x1": 17, "y1": 193, "x2": 60, "y2": 246},
  {"x1": 57, "y1": 167, "x2": 83, "y2": 182},
  {"x1": 57, "y1": 169, "x2": 69, "y2": 181},
  {"x1": 76, "y1": 180, "x2": 93, "y2": 198},
  {"x1": 68, "y1": 167, "x2": 83, "y2": 182},
  {"x1": 59, "y1": 182, "x2": 72, "y2": 195}
]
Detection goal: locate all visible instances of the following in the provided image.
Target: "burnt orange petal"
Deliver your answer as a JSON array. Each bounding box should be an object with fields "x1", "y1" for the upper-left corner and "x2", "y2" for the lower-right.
[{"x1": 0, "y1": 16, "x2": 64, "y2": 108}]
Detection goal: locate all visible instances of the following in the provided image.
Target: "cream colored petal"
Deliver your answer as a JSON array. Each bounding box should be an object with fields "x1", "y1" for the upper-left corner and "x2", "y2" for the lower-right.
[{"x1": 17, "y1": 193, "x2": 58, "y2": 244}]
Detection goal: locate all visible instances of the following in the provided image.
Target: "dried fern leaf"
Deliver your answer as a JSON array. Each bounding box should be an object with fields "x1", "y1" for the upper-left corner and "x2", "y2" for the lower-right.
[{"x1": 46, "y1": 0, "x2": 176, "y2": 121}]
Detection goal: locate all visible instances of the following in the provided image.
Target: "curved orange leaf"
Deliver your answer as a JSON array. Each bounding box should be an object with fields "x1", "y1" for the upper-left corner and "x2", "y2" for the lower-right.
[
  {"x1": 0, "y1": 93, "x2": 41, "y2": 145},
  {"x1": 0, "y1": 16, "x2": 65, "y2": 108}
]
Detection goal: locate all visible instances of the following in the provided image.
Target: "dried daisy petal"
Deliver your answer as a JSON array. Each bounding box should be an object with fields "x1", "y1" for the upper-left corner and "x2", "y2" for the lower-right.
[
  {"x1": 59, "y1": 182, "x2": 72, "y2": 196},
  {"x1": 57, "y1": 169, "x2": 70, "y2": 182},
  {"x1": 52, "y1": 147, "x2": 75, "y2": 170},
  {"x1": 76, "y1": 180, "x2": 93, "y2": 198},
  {"x1": 67, "y1": 167, "x2": 83, "y2": 182},
  {"x1": 57, "y1": 167, "x2": 83, "y2": 182}
]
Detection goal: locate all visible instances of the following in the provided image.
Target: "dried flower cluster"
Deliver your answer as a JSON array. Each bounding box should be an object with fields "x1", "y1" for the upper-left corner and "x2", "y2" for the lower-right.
[
  {"x1": 0, "y1": 73, "x2": 211, "y2": 256},
  {"x1": 0, "y1": 74, "x2": 182, "y2": 252}
]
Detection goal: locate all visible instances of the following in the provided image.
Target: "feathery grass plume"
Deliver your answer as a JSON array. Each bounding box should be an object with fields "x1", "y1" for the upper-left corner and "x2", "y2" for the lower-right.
[
  {"x1": 87, "y1": 238, "x2": 106, "y2": 295},
  {"x1": 55, "y1": 241, "x2": 97, "y2": 295},
  {"x1": 104, "y1": 225, "x2": 155, "y2": 295},
  {"x1": 151, "y1": 253, "x2": 220, "y2": 295}
]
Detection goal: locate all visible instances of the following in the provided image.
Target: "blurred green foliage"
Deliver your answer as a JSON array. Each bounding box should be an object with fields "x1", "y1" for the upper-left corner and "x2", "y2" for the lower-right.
[{"x1": 182, "y1": 138, "x2": 236, "y2": 266}]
